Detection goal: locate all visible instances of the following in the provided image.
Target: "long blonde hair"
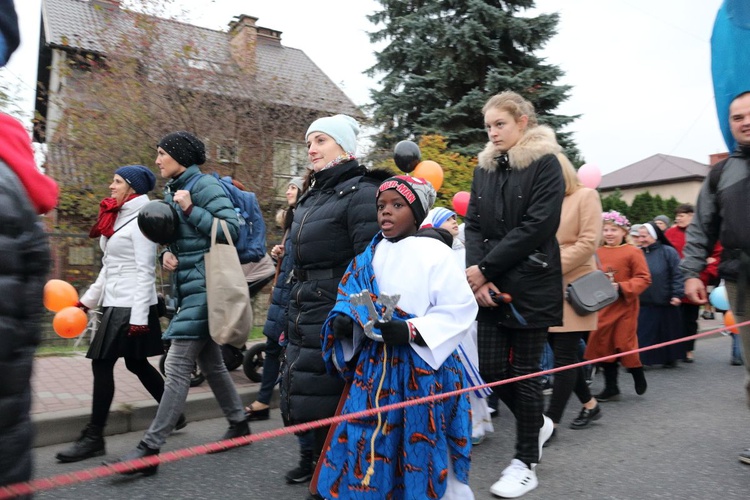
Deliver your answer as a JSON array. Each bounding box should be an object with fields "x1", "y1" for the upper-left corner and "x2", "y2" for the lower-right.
[{"x1": 558, "y1": 153, "x2": 583, "y2": 196}]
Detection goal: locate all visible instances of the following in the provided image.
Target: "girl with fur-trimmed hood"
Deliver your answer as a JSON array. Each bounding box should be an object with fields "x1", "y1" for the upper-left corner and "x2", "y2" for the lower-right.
[{"x1": 465, "y1": 91, "x2": 565, "y2": 499}]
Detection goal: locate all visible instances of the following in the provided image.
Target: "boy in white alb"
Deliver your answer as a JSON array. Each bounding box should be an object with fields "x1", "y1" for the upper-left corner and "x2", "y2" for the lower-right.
[{"x1": 316, "y1": 176, "x2": 478, "y2": 499}]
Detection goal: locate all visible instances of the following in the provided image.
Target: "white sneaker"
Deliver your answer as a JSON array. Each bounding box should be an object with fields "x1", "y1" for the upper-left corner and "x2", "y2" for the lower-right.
[
  {"x1": 489, "y1": 459, "x2": 538, "y2": 498},
  {"x1": 538, "y1": 415, "x2": 553, "y2": 461}
]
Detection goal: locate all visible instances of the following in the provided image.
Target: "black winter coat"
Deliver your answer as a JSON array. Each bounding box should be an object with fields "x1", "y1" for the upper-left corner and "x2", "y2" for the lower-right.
[
  {"x1": 465, "y1": 126, "x2": 565, "y2": 329},
  {"x1": 281, "y1": 161, "x2": 384, "y2": 424},
  {"x1": 0, "y1": 162, "x2": 50, "y2": 487}
]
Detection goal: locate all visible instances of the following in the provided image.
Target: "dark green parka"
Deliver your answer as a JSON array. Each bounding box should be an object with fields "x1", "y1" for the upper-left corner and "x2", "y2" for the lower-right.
[{"x1": 163, "y1": 165, "x2": 239, "y2": 340}]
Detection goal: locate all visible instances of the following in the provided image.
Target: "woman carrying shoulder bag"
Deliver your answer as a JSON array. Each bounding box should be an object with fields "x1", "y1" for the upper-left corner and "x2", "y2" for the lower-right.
[
  {"x1": 546, "y1": 156, "x2": 603, "y2": 434},
  {"x1": 109, "y1": 132, "x2": 248, "y2": 475}
]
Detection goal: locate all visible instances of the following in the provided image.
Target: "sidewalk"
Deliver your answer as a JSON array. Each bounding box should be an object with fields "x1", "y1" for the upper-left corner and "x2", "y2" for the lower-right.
[{"x1": 31, "y1": 344, "x2": 266, "y2": 448}]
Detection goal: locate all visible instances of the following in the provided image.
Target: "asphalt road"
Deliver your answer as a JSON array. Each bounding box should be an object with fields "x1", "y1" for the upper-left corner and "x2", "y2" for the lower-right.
[{"x1": 30, "y1": 334, "x2": 749, "y2": 500}]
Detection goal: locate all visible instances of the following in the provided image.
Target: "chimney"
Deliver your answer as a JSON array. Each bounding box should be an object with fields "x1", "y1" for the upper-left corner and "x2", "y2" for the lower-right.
[
  {"x1": 229, "y1": 15, "x2": 259, "y2": 75},
  {"x1": 709, "y1": 152, "x2": 729, "y2": 166},
  {"x1": 91, "y1": 0, "x2": 121, "y2": 10}
]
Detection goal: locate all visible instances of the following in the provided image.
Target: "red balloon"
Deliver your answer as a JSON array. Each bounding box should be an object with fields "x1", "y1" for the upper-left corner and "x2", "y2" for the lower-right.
[
  {"x1": 53, "y1": 306, "x2": 88, "y2": 338},
  {"x1": 44, "y1": 279, "x2": 79, "y2": 312},
  {"x1": 724, "y1": 310, "x2": 739, "y2": 334},
  {"x1": 452, "y1": 191, "x2": 470, "y2": 217},
  {"x1": 412, "y1": 160, "x2": 443, "y2": 191}
]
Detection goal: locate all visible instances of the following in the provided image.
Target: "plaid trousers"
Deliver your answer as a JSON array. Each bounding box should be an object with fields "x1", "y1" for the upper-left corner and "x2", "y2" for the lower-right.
[{"x1": 477, "y1": 321, "x2": 548, "y2": 465}]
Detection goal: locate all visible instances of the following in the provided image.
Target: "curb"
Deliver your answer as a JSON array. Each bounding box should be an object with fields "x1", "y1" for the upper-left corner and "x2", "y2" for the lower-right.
[{"x1": 34, "y1": 385, "x2": 277, "y2": 448}]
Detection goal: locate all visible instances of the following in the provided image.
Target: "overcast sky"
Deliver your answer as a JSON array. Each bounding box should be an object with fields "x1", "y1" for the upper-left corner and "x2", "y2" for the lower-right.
[{"x1": 4, "y1": 0, "x2": 728, "y2": 174}]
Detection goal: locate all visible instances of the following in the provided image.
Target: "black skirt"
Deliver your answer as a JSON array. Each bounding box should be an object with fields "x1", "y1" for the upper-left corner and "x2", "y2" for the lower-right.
[
  {"x1": 637, "y1": 304, "x2": 685, "y2": 366},
  {"x1": 86, "y1": 305, "x2": 164, "y2": 360}
]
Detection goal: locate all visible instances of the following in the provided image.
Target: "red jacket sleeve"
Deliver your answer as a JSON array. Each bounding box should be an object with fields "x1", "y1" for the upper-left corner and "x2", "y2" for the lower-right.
[{"x1": 0, "y1": 113, "x2": 58, "y2": 214}]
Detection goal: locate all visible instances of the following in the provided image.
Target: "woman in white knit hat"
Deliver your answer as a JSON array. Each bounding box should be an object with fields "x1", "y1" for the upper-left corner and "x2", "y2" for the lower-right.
[{"x1": 280, "y1": 115, "x2": 391, "y2": 496}]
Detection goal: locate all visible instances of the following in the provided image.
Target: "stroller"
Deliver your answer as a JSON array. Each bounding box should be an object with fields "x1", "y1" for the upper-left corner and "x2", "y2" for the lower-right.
[{"x1": 158, "y1": 260, "x2": 276, "y2": 386}]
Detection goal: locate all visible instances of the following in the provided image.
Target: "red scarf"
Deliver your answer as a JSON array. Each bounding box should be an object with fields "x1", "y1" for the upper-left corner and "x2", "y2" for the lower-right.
[{"x1": 89, "y1": 194, "x2": 139, "y2": 238}]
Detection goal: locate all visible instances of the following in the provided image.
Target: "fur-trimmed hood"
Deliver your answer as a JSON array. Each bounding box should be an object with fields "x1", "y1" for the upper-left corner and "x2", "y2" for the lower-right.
[{"x1": 477, "y1": 125, "x2": 562, "y2": 171}]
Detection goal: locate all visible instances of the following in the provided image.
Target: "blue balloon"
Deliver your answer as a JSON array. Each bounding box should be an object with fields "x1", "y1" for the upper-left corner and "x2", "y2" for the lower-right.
[{"x1": 709, "y1": 286, "x2": 730, "y2": 311}]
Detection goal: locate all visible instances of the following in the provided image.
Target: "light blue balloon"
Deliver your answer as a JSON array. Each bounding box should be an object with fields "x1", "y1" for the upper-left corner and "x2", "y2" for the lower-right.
[{"x1": 709, "y1": 286, "x2": 730, "y2": 311}]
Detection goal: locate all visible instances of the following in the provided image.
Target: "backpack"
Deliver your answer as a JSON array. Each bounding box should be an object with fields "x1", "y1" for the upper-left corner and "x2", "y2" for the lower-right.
[{"x1": 183, "y1": 173, "x2": 267, "y2": 263}]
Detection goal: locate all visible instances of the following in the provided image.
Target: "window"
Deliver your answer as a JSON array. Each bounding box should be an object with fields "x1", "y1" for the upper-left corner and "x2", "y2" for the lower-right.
[
  {"x1": 214, "y1": 140, "x2": 239, "y2": 164},
  {"x1": 272, "y1": 141, "x2": 308, "y2": 199}
]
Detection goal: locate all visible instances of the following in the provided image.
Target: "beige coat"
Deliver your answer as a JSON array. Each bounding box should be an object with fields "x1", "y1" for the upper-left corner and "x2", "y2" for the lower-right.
[{"x1": 549, "y1": 187, "x2": 602, "y2": 333}]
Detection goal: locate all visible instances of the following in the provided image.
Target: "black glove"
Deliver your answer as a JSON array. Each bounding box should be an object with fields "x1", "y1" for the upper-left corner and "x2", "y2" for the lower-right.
[
  {"x1": 374, "y1": 320, "x2": 411, "y2": 346},
  {"x1": 332, "y1": 314, "x2": 354, "y2": 340}
]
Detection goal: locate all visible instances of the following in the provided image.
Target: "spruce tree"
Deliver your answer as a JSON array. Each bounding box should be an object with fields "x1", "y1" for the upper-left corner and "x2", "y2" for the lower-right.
[{"x1": 367, "y1": 0, "x2": 581, "y2": 160}]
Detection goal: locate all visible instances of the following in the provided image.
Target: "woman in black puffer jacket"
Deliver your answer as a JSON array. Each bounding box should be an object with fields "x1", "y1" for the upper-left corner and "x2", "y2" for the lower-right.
[{"x1": 280, "y1": 114, "x2": 386, "y2": 485}]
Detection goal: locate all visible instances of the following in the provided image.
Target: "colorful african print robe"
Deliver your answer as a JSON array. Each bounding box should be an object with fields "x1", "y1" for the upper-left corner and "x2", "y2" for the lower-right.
[{"x1": 317, "y1": 233, "x2": 478, "y2": 499}]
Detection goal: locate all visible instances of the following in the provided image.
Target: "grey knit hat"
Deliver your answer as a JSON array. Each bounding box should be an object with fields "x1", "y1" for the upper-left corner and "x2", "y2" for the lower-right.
[
  {"x1": 288, "y1": 177, "x2": 304, "y2": 192},
  {"x1": 654, "y1": 214, "x2": 671, "y2": 227}
]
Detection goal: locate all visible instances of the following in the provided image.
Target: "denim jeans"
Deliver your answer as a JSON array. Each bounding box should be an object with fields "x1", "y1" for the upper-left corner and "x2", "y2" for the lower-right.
[
  {"x1": 257, "y1": 337, "x2": 283, "y2": 405},
  {"x1": 142, "y1": 338, "x2": 245, "y2": 449}
]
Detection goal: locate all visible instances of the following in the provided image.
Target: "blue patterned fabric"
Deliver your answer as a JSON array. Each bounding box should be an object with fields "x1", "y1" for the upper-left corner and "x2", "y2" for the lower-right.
[{"x1": 317, "y1": 234, "x2": 472, "y2": 499}]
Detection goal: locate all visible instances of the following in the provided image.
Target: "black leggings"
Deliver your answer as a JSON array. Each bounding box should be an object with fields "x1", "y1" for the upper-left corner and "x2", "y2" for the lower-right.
[
  {"x1": 545, "y1": 331, "x2": 593, "y2": 424},
  {"x1": 90, "y1": 357, "x2": 165, "y2": 427}
]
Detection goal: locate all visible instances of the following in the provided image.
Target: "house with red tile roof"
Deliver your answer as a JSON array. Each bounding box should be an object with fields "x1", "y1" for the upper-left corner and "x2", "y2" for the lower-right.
[
  {"x1": 34, "y1": 0, "x2": 361, "y2": 205},
  {"x1": 598, "y1": 153, "x2": 726, "y2": 206}
]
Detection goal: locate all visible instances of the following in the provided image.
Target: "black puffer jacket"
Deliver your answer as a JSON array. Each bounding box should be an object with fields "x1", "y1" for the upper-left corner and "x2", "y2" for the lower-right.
[
  {"x1": 465, "y1": 126, "x2": 565, "y2": 329},
  {"x1": 0, "y1": 162, "x2": 50, "y2": 487},
  {"x1": 281, "y1": 161, "x2": 386, "y2": 424}
]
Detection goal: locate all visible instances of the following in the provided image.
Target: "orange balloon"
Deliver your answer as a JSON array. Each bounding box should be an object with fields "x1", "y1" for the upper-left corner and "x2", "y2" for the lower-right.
[
  {"x1": 412, "y1": 160, "x2": 444, "y2": 192},
  {"x1": 53, "y1": 306, "x2": 88, "y2": 338},
  {"x1": 44, "y1": 279, "x2": 79, "y2": 312},
  {"x1": 724, "y1": 310, "x2": 739, "y2": 334}
]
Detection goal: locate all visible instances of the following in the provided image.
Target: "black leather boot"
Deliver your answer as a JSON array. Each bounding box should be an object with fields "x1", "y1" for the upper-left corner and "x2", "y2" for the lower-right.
[
  {"x1": 595, "y1": 363, "x2": 621, "y2": 402},
  {"x1": 221, "y1": 419, "x2": 251, "y2": 440},
  {"x1": 285, "y1": 448, "x2": 314, "y2": 484},
  {"x1": 629, "y1": 366, "x2": 648, "y2": 395},
  {"x1": 106, "y1": 441, "x2": 160, "y2": 476},
  {"x1": 55, "y1": 424, "x2": 105, "y2": 463}
]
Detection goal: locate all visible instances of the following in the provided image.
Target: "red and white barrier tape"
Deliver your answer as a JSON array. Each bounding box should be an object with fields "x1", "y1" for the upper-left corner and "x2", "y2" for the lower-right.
[{"x1": 0, "y1": 321, "x2": 746, "y2": 499}]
